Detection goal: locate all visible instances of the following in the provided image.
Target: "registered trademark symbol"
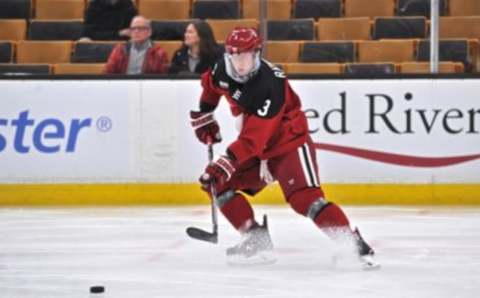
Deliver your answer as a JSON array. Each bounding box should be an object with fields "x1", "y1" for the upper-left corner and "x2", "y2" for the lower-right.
[{"x1": 96, "y1": 116, "x2": 112, "y2": 132}]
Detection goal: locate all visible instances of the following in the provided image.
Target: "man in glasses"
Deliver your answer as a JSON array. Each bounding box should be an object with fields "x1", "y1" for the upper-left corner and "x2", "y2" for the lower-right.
[
  {"x1": 190, "y1": 27, "x2": 379, "y2": 269},
  {"x1": 104, "y1": 16, "x2": 169, "y2": 74}
]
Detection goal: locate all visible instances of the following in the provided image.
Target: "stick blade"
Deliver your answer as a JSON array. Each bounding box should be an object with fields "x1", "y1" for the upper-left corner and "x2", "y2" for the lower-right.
[{"x1": 186, "y1": 227, "x2": 218, "y2": 244}]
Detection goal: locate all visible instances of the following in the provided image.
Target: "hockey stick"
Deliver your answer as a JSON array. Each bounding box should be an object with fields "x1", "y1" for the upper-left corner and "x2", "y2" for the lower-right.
[{"x1": 186, "y1": 143, "x2": 219, "y2": 244}]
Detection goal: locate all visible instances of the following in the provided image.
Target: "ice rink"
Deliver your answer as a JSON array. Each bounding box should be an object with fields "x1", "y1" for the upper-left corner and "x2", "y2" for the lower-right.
[{"x1": 1, "y1": 206, "x2": 479, "y2": 298}]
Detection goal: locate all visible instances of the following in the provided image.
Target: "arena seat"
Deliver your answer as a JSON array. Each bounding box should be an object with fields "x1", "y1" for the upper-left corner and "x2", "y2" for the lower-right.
[
  {"x1": 399, "y1": 62, "x2": 464, "y2": 73},
  {"x1": 373, "y1": 17, "x2": 427, "y2": 39},
  {"x1": 265, "y1": 41, "x2": 301, "y2": 63},
  {"x1": 285, "y1": 62, "x2": 343, "y2": 74},
  {"x1": 72, "y1": 42, "x2": 116, "y2": 63},
  {"x1": 397, "y1": 0, "x2": 447, "y2": 18},
  {"x1": 16, "y1": 41, "x2": 73, "y2": 64},
  {"x1": 439, "y1": 17, "x2": 480, "y2": 40},
  {"x1": 151, "y1": 20, "x2": 192, "y2": 41},
  {"x1": 344, "y1": 63, "x2": 396, "y2": 74},
  {"x1": 138, "y1": 0, "x2": 190, "y2": 20},
  {"x1": 344, "y1": 0, "x2": 395, "y2": 18},
  {"x1": 28, "y1": 20, "x2": 84, "y2": 40},
  {"x1": 267, "y1": 19, "x2": 315, "y2": 40},
  {"x1": 192, "y1": 0, "x2": 240, "y2": 19},
  {"x1": 243, "y1": 0, "x2": 291, "y2": 20},
  {"x1": 0, "y1": 42, "x2": 13, "y2": 63},
  {"x1": 54, "y1": 63, "x2": 106, "y2": 74},
  {"x1": 0, "y1": 19, "x2": 27, "y2": 41},
  {"x1": 317, "y1": 17, "x2": 371, "y2": 41},
  {"x1": 35, "y1": 0, "x2": 85, "y2": 20},
  {"x1": 206, "y1": 19, "x2": 259, "y2": 42},
  {"x1": 357, "y1": 40, "x2": 415, "y2": 63},
  {"x1": 154, "y1": 41, "x2": 183, "y2": 61},
  {"x1": 293, "y1": 0, "x2": 341, "y2": 19},
  {"x1": 416, "y1": 39, "x2": 474, "y2": 71},
  {"x1": 449, "y1": 0, "x2": 480, "y2": 17},
  {"x1": 300, "y1": 41, "x2": 355, "y2": 63},
  {"x1": 0, "y1": 63, "x2": 51, "y2": 75},
  {"x1": 0, "y1": 0, "x2": 31, "y2": 19}
]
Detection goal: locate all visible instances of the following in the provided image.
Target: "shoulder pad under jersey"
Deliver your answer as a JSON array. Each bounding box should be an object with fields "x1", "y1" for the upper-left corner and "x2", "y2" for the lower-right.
[
  {"x1": 211, "y1": 59, "x2": 232, "y2": 90},
  {"x1": 235, "y1": 60, "x2": 286, "y2": 119}
]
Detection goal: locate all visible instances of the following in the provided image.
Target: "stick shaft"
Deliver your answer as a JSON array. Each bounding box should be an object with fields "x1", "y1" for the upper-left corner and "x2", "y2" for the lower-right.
[
  {"x1": 185, "y1": 144, "x2": 219, "y2": 243},
  {"x1": 208, "y1": 144, "x2": 218, "y2": 235}
]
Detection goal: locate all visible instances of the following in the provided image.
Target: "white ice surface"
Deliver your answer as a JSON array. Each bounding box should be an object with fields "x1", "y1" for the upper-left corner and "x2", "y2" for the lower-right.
[{"x1": 0, "y1": 206, "x2": 479, "y2": 298}]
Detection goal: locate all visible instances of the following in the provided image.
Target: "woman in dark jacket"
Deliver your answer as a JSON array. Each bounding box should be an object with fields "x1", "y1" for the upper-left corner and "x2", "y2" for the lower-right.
[
  {"x1": 83, "y1": 0, "x2": 138, "y2": 41},
  {"x1": 170, "y1": 20, "x2": 223, "y2": 75}
]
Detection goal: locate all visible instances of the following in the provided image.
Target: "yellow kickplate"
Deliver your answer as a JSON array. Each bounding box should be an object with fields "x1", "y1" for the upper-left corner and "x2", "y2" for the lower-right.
[{"x1": 0, "y1": 183, "x2": 479, "y2": 206}]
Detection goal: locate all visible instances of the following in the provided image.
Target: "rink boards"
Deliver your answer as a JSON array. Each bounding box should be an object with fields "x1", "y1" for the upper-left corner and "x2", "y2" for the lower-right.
[{"x1": 1, "y1": 78, "x2": 479, "y2": 205}]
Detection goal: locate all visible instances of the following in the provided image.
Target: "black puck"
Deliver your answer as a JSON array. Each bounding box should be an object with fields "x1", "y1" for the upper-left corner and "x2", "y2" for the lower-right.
[{"x1": 90, "y1": 286, "x2": 105, "y2": 293}]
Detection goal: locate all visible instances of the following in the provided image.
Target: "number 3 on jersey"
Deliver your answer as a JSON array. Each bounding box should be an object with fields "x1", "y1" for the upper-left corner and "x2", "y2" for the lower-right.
[{"x1": 257, "y1": 99, "x2": 272, "y2": 117}]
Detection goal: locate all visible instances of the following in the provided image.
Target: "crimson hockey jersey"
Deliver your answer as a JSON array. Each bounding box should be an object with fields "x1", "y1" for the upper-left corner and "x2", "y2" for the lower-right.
[{"x1": 199, "y1": 59, "x2": 309, "y2": 164}]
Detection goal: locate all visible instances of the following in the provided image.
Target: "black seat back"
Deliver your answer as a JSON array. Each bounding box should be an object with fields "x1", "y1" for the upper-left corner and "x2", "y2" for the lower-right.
[
  {"x1": 374, "y1": 17, "x2": 426, "y2": 39},
  {"x1": 192, "y1": 0, "x2": 240, "y2": 19},
  {"x1": 268, "y1": 19, "x2": 315, "y2": 40},
  {"x1": 73, "y1": 42, "x2": 116, "y2": 63},
  {"x1": 29, "y1": 21, "x2": 84, "y2": 40},
  {"x1": 294, "y1": 0, "x2": 341, "y2": 19},
  {"x1": 345, "y1": 63, "x2": 396, "y2": 75},
  {"x1": 301, "y1": 42, "x2": 355, "y2": 63}
]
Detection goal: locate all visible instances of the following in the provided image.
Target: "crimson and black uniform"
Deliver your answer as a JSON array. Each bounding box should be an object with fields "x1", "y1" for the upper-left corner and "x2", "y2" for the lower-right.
[{"x1": 197, "y1": 58, "x2": 351, "y2": 237}]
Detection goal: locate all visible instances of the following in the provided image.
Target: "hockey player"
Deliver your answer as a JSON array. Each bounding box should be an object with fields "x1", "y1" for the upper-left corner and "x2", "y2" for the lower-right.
[{"x1": 190, "y1": 27, "x2": 378, "y2": 268}]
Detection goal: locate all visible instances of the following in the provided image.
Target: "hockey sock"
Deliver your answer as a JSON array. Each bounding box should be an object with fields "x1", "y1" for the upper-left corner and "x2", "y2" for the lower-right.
[
  {"x1": 289, "y1": 191, "x2": 352, "y2": 239},
  {"x1": 219, "y1": 193, "x2": 255, "y2": 232},
  {"x1": 313, "y1": 203, "x2": 351, "y2": 240}
]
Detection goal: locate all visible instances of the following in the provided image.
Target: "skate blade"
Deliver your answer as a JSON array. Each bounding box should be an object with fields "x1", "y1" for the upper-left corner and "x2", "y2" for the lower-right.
[
  {"x1": 360, "y1": 255, "x2": 381, "y2": 271},
  {"x1": 226, "y1": 250, "x2": 277, "y2": 267}
]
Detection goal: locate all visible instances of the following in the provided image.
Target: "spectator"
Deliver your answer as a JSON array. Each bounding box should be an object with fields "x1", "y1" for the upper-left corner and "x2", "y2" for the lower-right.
[
  {"x1": 83, "y1": 0, "x2": 137, "y2": 41},
  {"x1": 104, "y1": 16, "x2": 169, "y2": 74},
  {"x1": 170, "y1": 21, "x2": 223, "y2": 75}
]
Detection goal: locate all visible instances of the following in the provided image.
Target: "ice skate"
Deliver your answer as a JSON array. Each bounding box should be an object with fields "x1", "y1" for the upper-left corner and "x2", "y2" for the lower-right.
[
  {"x1": 353, "y1": 227, "x2": 380, "y2": 270},
  {"x1": 226, "y1": 215, "x2": 276, "y2": 266}
]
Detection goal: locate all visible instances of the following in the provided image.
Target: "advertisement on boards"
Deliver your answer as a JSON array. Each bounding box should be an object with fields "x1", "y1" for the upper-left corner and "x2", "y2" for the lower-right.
[
  {"x1": 1, "y1": 79, "x2": 479, "y2": 184},
  {"x1": 0, "y1": 80, "x2": 137, "y2": 182},
  {"x1": 291, "y1": 79, "x2": 480, "y2": 183}
]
